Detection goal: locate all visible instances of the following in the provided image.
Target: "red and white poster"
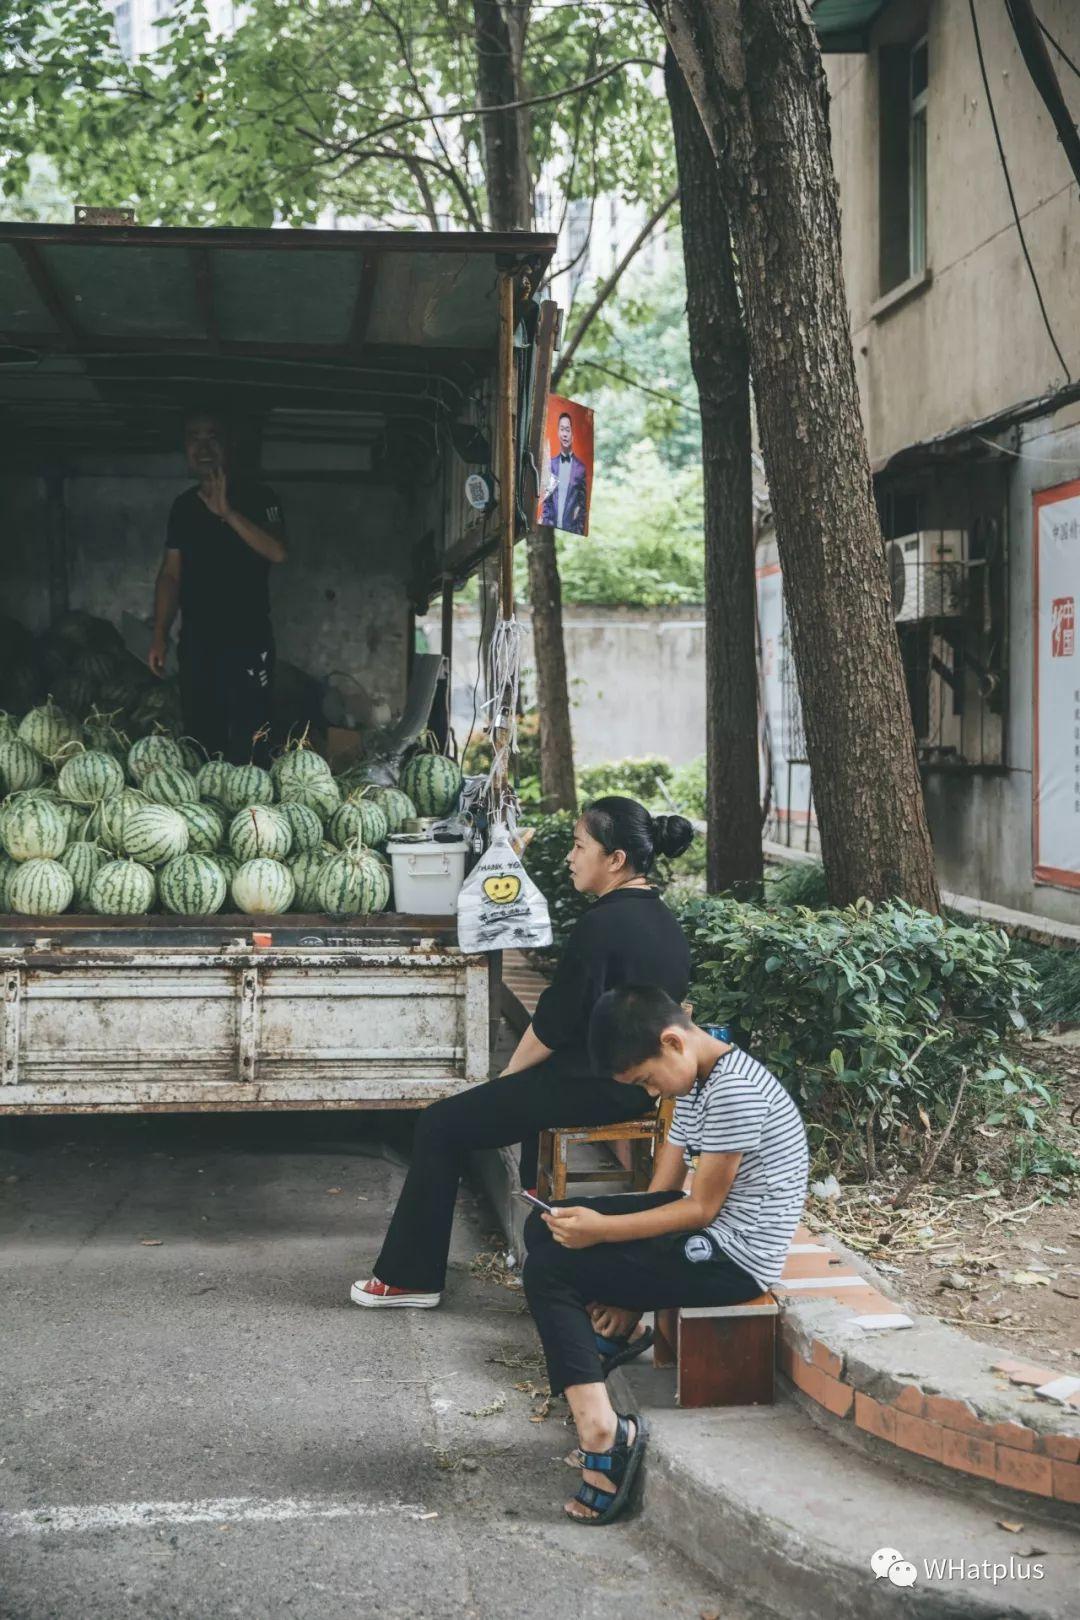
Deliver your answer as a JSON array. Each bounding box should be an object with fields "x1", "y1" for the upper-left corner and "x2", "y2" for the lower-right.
[{"x1": 1033, "y1": 479, "x2": 1080, "y2": 888}]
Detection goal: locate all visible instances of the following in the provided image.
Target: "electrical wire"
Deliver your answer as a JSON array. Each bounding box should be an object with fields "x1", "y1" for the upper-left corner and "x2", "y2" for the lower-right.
[
  {"x1": 968, "y1": 0, "x2": 1071, "y2": 380},
  {"x1": 1037, "y1": 15, "x2": 1080, "y2": 84}
]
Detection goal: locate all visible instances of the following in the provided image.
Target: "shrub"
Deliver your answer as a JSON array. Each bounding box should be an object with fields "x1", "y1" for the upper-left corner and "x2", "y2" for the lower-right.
[
  {"x1": 670, "y1": 893, "x2": 1056, "y2": 1180},
  {"x1": 766, "y1": 859, "x2": 830, "y2": 909},
  {"x1": 668, "y1": 755, "x2": 707, "y2": 819},
  {"x1": 577, "y1": 756, "x2": 673, "y2": 806}
]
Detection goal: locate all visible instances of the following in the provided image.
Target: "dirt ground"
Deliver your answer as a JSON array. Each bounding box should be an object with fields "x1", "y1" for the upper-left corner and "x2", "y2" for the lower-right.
[{"x1": 807, "y1": 1035, "x2": 1080, "y2": 1373}]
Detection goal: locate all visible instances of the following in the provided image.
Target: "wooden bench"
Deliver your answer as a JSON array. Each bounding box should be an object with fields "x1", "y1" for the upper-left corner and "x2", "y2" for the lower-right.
[{"x1": 653, "y1": 1294, "x2": 778, "y2": 1408}]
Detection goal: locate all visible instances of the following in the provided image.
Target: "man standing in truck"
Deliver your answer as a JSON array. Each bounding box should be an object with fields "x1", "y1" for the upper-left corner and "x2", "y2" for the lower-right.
[{"x1": 149, "y1": 410, "x2": 287, "y2": 765}]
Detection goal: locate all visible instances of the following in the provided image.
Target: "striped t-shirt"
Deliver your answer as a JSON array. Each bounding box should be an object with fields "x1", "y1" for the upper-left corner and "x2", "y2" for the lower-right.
[{"x1": 667, "y1": 1045, "x2": 809, "y2": 1290}]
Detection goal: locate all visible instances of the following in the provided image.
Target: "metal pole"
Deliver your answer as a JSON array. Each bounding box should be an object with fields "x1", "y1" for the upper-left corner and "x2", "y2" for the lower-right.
[{"x1": 497, "y1": 271, "x2": 516, "y2": 619}]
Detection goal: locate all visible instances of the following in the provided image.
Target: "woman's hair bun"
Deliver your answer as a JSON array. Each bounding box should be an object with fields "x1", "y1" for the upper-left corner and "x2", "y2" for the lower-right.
[{"x1": 650, "y1": 813, "x2": 695, "y2": 860}]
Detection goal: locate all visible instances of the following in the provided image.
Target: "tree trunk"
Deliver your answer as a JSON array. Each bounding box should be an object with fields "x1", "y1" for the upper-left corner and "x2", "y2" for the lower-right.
[
  {"x1": 471, "y1": 1, "x2": 578, "y2": 811},
  {"x1": 654, "y1": 0, "x2": 940, "y2": 910},
  {"x1": 666, "y1": 50, "x2": 762, "y2": 895},
  {"x1": 526, "y1": 527, "x2": 578, "y2": 810}
]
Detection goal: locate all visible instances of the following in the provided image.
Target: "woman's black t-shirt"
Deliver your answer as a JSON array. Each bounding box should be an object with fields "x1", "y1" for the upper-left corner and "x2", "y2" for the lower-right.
[{"x1": 530, "y1": 887, "x2": 691, "y2": 1075}]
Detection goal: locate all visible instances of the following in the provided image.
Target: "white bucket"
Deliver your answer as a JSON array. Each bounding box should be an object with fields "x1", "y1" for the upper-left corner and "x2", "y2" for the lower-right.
[{"x1": 387, "y1": 837, "x2": 470, "y2": 916}]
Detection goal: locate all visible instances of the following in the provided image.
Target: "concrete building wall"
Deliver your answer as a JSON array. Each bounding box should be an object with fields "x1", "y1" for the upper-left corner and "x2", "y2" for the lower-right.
[
  {"x1": 440, "y1": 603, "x2": 706, "y2": 768},
  {"x1": 826, "y1": 0, "x2": 1080, "y2": 463}
]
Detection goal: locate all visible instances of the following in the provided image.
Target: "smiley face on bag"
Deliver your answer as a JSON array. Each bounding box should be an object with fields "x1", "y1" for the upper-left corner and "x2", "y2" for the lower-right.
[{"x1": 482, "y1": 872, "x2": 522, "y2": 905}]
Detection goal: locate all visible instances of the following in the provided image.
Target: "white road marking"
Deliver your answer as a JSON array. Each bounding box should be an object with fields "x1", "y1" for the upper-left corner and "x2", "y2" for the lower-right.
[{"x1": 0, "y1": 1495, "x2": 426, "y2": 1539}]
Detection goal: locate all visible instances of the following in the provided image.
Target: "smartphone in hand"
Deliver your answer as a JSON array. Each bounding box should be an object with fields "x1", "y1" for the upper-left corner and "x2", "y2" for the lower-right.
[{"x1": 518, "y1": 1189, "x2": 555, "y2": 1214}]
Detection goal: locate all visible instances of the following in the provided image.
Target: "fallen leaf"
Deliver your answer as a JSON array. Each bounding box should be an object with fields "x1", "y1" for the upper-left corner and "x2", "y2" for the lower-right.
[
  {"x1": 1010, "y1": 1271, "x2": 1051, "y2": 1287},
  {"x1": 997, "y1": 1520, "x2": 1023, "y2": 1534},
  {"x1": 140, "y1": 1239, "x2": 163, "y2": 1247},
  {"x1": 326, "y1": 1187, "x2": 343, "y2": 1195}
]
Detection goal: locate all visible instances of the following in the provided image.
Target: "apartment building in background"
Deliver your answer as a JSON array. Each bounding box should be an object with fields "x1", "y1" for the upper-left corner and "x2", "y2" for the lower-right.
[{"x1": 762, "y1": 0, "x2": 1080, "y2": 923}]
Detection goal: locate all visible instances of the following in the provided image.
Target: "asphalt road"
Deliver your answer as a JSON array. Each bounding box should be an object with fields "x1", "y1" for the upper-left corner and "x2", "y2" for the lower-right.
[{"x1": 0, "y1": 1112, "x2": 756, "y2": 1620}]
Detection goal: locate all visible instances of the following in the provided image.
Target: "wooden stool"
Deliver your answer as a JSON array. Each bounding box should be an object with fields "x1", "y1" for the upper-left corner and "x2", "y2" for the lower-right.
[
  {"x1": 536, "y1": 1096, "x2": 676, "y2": 1203},
  {"x1": 653, "y1": 1295, "x2": 778, "y2": 1408}
]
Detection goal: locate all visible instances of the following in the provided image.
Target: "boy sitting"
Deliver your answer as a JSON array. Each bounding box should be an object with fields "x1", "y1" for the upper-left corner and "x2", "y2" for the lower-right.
[{"x1": 520, "y1": 984, "x2": 808, "y2": 1526}]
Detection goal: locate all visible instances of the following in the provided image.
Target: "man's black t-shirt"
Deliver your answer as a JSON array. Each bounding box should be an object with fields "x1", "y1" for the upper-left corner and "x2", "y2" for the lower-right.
[{"x1": 165, "y1": 479, "x2": 282, "y2": 646}]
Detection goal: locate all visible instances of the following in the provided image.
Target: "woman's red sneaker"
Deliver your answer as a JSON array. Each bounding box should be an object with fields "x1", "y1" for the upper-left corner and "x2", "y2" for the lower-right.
[{"x1": 350, "y1": 1277, "x2": 441, "y2": 1309}]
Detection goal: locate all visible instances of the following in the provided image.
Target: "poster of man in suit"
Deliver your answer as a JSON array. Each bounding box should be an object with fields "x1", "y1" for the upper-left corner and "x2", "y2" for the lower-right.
[{"x1": 538, "y1": 394, "x2": 593, "y2": 536}]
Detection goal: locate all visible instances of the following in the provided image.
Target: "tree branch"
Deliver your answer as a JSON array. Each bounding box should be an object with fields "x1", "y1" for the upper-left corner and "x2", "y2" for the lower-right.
[{"x1": 552, "y1": 188, "x2": 678, "y2": 387}]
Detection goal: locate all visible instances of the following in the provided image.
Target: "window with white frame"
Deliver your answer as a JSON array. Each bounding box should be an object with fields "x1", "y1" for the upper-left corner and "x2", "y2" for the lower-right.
[{"x1": 879, "y1": 32, "x2": 930, "y2": 293}]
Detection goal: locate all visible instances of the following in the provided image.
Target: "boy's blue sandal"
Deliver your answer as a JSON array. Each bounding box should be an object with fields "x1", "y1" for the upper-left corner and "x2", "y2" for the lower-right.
[
  {"x1": 567, "y1": 1413, "x2": 648, "y2": 1526},
  {"x1": 593, "y1": 1326, "x2": 654, "y2": 1376}
]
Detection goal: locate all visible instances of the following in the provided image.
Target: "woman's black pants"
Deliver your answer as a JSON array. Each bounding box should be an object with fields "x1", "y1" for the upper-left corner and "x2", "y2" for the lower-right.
[
  {"x1": 521, "y1": 1192, "x2": 763, "y2": 1397},
  {"x1": 373, "y1": 1056, "x2": 654, "y2": 1294}
]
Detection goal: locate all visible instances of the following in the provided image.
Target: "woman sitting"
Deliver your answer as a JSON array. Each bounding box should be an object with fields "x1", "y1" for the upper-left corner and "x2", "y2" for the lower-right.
[{"x1": 352, "y1": 797, "x2": 695, "y2": 1309}]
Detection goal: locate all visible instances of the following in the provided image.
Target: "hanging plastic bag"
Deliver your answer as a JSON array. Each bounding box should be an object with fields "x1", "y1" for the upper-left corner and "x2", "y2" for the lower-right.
[{"x1": 456, "y1": 823, "x2": 552, "y2": 953}]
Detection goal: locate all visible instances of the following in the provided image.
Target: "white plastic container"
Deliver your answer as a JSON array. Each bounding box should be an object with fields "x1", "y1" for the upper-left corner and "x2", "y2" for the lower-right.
[{"x1": 387, "y1": 837, "x2": 470, "y2": 916}]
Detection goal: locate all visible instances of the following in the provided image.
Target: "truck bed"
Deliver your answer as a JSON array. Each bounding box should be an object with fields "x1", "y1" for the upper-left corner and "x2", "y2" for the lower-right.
[{"x1": 0, "y1": 915, "x2": 492, "y2": 1114}]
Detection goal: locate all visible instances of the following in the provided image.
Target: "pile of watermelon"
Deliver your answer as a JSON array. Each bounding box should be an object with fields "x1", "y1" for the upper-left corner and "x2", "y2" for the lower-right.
[{"x1": 0, "y1": 699, "x2": 464, "y2": 920}]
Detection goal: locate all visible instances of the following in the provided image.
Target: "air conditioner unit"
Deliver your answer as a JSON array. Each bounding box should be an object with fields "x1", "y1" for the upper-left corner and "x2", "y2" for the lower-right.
[{"x1": 888, "y1": 530, "x2": 968, "y2": 622}]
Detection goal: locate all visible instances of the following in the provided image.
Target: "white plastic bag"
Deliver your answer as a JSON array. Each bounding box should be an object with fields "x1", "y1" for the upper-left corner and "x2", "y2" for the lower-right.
[{"x1": 456, "y1": 824, "x2": 552, "y2": 953}]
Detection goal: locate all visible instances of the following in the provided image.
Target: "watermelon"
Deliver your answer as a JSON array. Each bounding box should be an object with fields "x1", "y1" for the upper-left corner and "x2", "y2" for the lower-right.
[
  {"x1": 288, "y1": 847, "x2": 331, "y2": 910},
  {"x1": 2, "y1": 794, "x2": 68, "y2": 861},
  {"x1": 0, "y1": 852, "x2": 18, "y2": 910},
  {"x1": 278, "y1": 774, "x2": 341, "y2": 824},
  {"x1": 58, "y1": 749, "x2": 125, "y2": 806},
  {"x1": 231, "y1": 858, "x2": 295, "y2": 914},
  {"x1": 316, "y1": 843, "x2": 391, "y2": 915},
  {"x1": 0, "y1": 738, "x2": 45, "y2": 794},
  {"x1": 54, "y1": 673, "x2": 96, "y2": 719},
  {"x1": 174, "y1": 801, "x2": 224, "y2": 853},
  {"x1": 95, "y1": 788, "x2": 147, "y2": 853},
  {"x1": 229, "y1": 805, "x2": 292, "y2": 863},
  {"x1": 365, "y1": 785, "x2": 416, "y2": 836},
  {"x1": 196, "y1": 758, "x2": 233, "y2": 804},
  {"x1": 214, "y1": 851, "x2": 239, "y2": 887},
  {"x1": 18, "y1": 699, "x2": 81, "y2": 761},
  {"x1": 158, "y1": 853, "x2": 227, "y2": 916},
  {"x1": 272, "y1": 741, "x2": 333, "y2": 797},
  {"x1": 399, "y1": 752, "x2": 462, "y2": 818},
  {"x1": 90, "y1": 858, "x2": 155, "y2": 915},
  {"x1": 177, "y1": 737, "x2": 204, "y2": 775},
  {"x1": 220, "y1": 764, "x2": 274, "y2": 813},
  {"x1": 278, "y1": 800, "x2": 324, "y2": 854},
  {"x1": 142, "y1": 765, "x2": 199, "y2": 806},
  {"x1": 0, "y1": 712, "x2": 18, "y2": 746},
  {"x1": 60, "y1": 840, "x2": 109, "y2": 908},
  {"x1": 329, "y1": 795, "x2": 389, "y2": 851},
  {"x1": 10, "y1": 858, "x2": 74, "y2": 916},
  {"x1": 128, "y1": 733, "x2": 185, "y2": 784},
  {"x1": 121, "y1": 804, "x2": 189, "y2": 866},
  {"x1": 82, "y1": 710, "x2": 130, "y2": 762}
]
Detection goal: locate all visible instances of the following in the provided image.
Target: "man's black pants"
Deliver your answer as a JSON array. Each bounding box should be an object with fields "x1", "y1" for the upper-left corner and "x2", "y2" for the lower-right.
[
  {"x1": 522, "y1": 1192, "x2": 762, "y2": 1396},
  {"x1": 373, "y1": 1057, "x2": 655, "y2": 1294},
  {"x1": 179, "y1": 636, "x2": 274, "y2": 766}
]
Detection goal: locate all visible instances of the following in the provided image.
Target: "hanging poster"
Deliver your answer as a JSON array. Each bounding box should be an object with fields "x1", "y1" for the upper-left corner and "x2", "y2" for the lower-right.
[
  {"x1": 1033, "y1": 478, "x2": 1080, "y2": 888},
  {"x1": 537, "y1": 394, "x2": 593, "y2": 536}
]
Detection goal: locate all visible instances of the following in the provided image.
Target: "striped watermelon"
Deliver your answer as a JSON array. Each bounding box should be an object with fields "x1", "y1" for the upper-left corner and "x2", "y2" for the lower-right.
[
  {"x1": 272, "y1": 742, "x2": 333, "y2": 797},
  {"x1": 121, "y1": 804, "x2": 189, "y2": 866},
  {"x1": 329, "y1": 795, "x2": 389, "y2": 851},
  {"x1": 220, "y1": 764, "x2": 274, "y2": 813},
  {"x1": 278, "y1": 775, "x2": 341, "y2": 824},
  {"x1": 60, "y1": 840, "x2": 109, "y2": 908},
  {"x1": 399, "y1": 752, "x2": 462, "y2": 817},
  {"x1": 158, "y1": 853, "x2": 227, "y2": 916},
  {"x1": 231, "y1": 858, "x2": 295, "y2": 914},
  {"x1": 0, "y1": 712, "x2": 16, "y2": 746},
  {"x1": 214, "y1": 851, "x2": 239, "y2": 888},
  {"x1": 0, "y1": 852, "x2": 18, "y2": 910},
  {"x1": 177, "y1": 737, "x2": 204, "y2": 775},
  {"x1": 196, "y1": 758, "x2": 233, "y2": 805},
  {"x1": 142, "y1": 765, "x2": 199, "y2": 806},
  {"x1": 0, "y1": 739, "x2": 45, "y2": 794},
  {"x1": 365, "y1": 785, "x2": 416, "y2": 836},
  {"x1": 81, "y1": 708, "x2": 129, "y2": 762},
  {"x1": 10, "y1": 858, "x2": 73, "y2": 916},
  {"x1": 278, "y1": 800, "x2": 323, "y2": 854},
  {"x1": 2, "y1": 794, "x2": 68, "y2": 861},
  {"x1": 95, "y1": 788, "x2": 147, "y2": 853},
  {"x1": 58, "y1": 749, "x2": 125, "y2": 806},
  {"x1": 288, "y1": 848, "x2": 331, "y2": 910},
  {"x1": 316, "y1": 844, "x2": 391, "y2": 915},
  {"x1": 18, "y1": 699, "x2": 81, "y2": 761},
  {"x1": 90, "y1": 858, "x2": 155, "y2": 915},
  {"x1": 229, "y1": 805, "x2": 292, "y2": 863},
  {"x1": 128, "y1": 733, "x2": 185, "y2": 784},
  {"x1": 174, "y1": 801, "x2": 224, "y2": 853}
]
